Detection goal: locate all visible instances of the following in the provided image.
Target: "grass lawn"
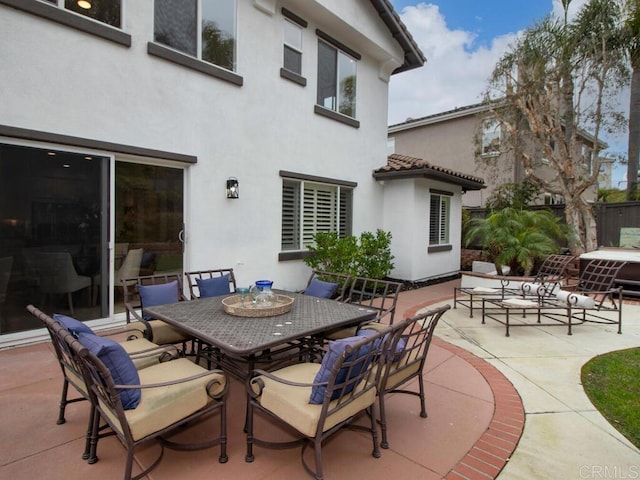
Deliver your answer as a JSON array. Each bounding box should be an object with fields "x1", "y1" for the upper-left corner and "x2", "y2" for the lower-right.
[{"x1": 581, "y1": 347, "x2": 640, "y2": 449}]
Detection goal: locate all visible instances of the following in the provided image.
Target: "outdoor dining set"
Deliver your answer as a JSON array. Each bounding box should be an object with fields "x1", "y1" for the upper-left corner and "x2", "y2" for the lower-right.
[{"x1": 26, "y1": 268, "x2": 450, "y2": 480}]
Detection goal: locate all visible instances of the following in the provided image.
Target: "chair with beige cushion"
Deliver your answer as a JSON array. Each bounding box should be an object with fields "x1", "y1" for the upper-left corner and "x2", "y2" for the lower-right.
[
  {"x1": 62, "y1": 323, "x2": 228, "y2": 480},
  {"x1": 26, "y1": 305, "x2": 177, "y2": 460},
  {"x1": 245, "y1": 325, "x2": 390, "y2": 480},
  {"x1": 122, "y1": 273, "x2": 192, "y2": 348},
  {"x1": 325, "y1": 277, "x2": 402, "y2": 340},
  {"x1": 372, "y1": 304, "x2": 450, "y2": 449},
  {"x1": 184, "y1": 268, "x2": 237, "y2": 299}
]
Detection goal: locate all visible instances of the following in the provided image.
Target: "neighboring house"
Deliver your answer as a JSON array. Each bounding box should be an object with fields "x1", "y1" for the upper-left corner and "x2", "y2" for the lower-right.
[
  {"x1": 598, "y1": 157, "x2": 615, "y2": 190},
  {"x1": 388, "y1": 101, "x2": 605, "y2": 207},
  {"x1": 0, "y1": 0, "x2": 425, "y2": 344},
  {"x1": 375, "y1": 154, "x2": 484, "y2": 282}
]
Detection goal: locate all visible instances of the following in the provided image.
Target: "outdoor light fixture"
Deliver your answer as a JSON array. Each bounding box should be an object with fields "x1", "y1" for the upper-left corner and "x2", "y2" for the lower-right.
[
  {"x1": 77, "y1": 0, "x2": 92, "y2": 9},
  {"x1": 226, "y1": 177, "x2": 239, "y2": 199}
]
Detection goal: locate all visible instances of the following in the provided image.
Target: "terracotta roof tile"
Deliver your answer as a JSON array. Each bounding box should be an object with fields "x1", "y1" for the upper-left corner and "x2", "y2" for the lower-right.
[{"x1": 375, "y1": 154, "x2": 485, "y2": 188}]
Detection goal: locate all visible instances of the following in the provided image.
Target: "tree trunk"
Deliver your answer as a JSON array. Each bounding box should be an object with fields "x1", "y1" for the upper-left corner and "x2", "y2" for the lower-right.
[
  {"x1": 628, "y1": 61, "x2": 640, "y2": 200},
  {"x1": 564, "y1": 198, "x2": 596, "y2": 255}
]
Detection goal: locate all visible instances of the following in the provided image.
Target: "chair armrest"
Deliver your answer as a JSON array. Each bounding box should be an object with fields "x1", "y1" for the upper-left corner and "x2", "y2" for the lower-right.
[
  {"x1": 115, "y1": 368, "x2": 228, "y2": 400},
  {"x1": 247, "y1": 368, "x2": 326, "y2": 398},
  {"x1": 124, "y1": 302, "x2": 153, "y2": 337}
]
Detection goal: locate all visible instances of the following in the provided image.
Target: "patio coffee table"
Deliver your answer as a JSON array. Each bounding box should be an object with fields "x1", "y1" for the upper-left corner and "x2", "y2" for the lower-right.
[{"x1": 145, "y1": 291, "x2": 377, "y2": 379}]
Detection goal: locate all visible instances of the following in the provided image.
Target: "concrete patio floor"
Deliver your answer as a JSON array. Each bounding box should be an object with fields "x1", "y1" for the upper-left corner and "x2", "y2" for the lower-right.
[{"x1": 1, "y1": 278, "x2": 638, "y2": 479}]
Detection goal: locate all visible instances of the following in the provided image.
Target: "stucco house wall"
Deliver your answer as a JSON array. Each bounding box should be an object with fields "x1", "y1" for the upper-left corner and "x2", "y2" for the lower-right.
[
  {"x1": 381, "y1": 177, "x2": 463, "y2": 282},
  {"x1": 0, "y1": 0, "x2": 414, "y2": 293}
]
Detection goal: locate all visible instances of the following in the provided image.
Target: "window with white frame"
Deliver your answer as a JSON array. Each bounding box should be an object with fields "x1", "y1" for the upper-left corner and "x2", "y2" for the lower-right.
[
  {"x1": 154, "y1": 0, "x2": 236, "y2": 71},
  {"x1": 429, "y1": 192, "x2": 450, "y2": 246},
  {"x1": 281, "y1": 178, "x2": 353, "y2": 251},
  {"x1": 317, "y1": 40, "x2": 357, "y2": 118},
  {"x1": 283, "y1": 19, "x2": 303, "y2": 75},
  {"x1": 42, "y1": 0, "x2": 121, "y2": 27},
  {"x1": 482, "y1": 117, "x2": 501, "y2": 155}
]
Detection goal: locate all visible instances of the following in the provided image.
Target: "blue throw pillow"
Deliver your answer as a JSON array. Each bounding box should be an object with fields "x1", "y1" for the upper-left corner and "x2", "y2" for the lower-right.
[
  {"x1": 77, "y1": 332, "x2": 141, "y2": 410},
  {"x1": 196, "y1": 275, "x2": 231, "y2": 298},
  {"x1": 304, "y1": 278, "x2": 339, "y2": 299},
  {"x1": 137, "y1": 280, "x2": 180, "y2": 320},
  {"x1": 53, "y1": 314, "x2": 94, "y2": 337},
  {"x1": 309, "y1": 336, "x2": 373, "y2": 404},
  {"x1": 391, "y1": 336, "x2": 408, "y2": 362}
]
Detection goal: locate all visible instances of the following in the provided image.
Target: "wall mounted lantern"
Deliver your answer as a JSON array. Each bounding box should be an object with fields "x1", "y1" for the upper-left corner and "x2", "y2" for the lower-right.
[
  {"x1": 77, "y1": 0, "x2": 92, "y2": 9},
  {"x1": 226, "y1": 177, "x2": 239, "y2": 199}
]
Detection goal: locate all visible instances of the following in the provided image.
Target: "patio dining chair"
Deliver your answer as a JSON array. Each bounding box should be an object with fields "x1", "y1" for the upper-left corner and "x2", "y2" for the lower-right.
[
  {"x1": 26, "y1": 305, "x2": 177, "y2": 460},
  {"x1": 324, "y1": 277, "x2": 402, "y2": 340},
  {"x1": 372, "y1": 304, "x2": 450, "y2": 449},
  {"x1": 301, "y1": 270, "x2": 352, "y2": 301},
  {"x1": 184, "y1": 268, "x2": 237, "y2": 299},
  {"x1": 62, "y1": 324, "x2": 228, "y2": 480},
  {"x1": 122, "y1": 273, "x2": 192, "y2": 350},
  {"x1": 245, "y1": 325, "x2": 390, "y2": 480}
]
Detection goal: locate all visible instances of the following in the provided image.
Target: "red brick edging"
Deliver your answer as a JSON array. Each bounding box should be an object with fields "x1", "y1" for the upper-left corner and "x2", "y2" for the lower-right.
[{"x1": 405, "y1": 303, "x2": 525, "y2": 480}]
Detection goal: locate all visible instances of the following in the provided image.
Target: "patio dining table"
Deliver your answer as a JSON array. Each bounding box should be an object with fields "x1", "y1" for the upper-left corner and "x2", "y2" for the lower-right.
[{"x1": 145, "y1": 290, "x2": 378, "y2": 379}]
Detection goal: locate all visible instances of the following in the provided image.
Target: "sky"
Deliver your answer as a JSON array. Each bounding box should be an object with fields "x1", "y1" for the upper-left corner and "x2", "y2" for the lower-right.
[{"x1": 387, "y1": 0, "x2": 629, "y2": 186}]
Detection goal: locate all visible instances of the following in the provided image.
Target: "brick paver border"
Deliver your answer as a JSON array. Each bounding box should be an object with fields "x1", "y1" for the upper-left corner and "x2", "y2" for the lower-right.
[{"x1": 405, "y1": 303, "x2": 525, "y2": 480}]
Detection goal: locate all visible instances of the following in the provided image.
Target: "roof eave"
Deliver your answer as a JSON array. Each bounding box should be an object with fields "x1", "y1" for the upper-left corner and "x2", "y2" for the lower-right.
[
  {"x1": 373, "y1": 168, "x2": 486, "y2": 191},
  {"x1": 369, "y1": 0, "x2": 426, "y2": 74}
]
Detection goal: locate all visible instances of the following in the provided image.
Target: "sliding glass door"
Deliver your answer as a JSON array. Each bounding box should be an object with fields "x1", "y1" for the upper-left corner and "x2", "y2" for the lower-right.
[{"x1": 0, "y1": 143, "x2": 184, "y2": 335}]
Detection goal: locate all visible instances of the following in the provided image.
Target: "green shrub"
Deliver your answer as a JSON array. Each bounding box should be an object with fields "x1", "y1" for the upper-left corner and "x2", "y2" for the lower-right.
[{"x1": 304, "y1": 230, "x2": 394, "y2": 279}]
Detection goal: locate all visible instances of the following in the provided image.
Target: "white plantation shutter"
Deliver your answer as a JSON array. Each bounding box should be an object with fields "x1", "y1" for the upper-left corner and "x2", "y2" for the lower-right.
[
  {"x1": 281, "y1": 179, "x2": 352, "y2": 251},
  {"x1": 281, "y1": 181, "x2": 300, "y2": 250},
  {"x1": 303, "y1": 184, "x2": 336, "y2": 247},
  {"x1": 429, "y1": 193, "x2": 450, "y2": 245}
]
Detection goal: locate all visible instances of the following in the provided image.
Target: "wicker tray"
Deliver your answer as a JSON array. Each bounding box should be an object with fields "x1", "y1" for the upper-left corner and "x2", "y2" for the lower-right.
[{"x1": 222, "y1": 294, "x2": 294, "y2": 317}]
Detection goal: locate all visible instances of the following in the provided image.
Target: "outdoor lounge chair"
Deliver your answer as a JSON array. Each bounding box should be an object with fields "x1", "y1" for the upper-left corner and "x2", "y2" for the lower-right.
[
  {"x1": 373, "y1": 304, "x2": 450, "y2": 449},
  {"x1": 481, "y1": 258, "x2": 627, "y2": 336},
  {"x1": 245, "y1": 325, "x2": 389, "y2": 480},
  {"x1": 454, "y1": 254, "x2": 576, "y2": 318},
  {"x1": 61, "y1": 323, "x2": 228, "y2": 480},
  {"x1": 26, "y1": 305, "x2": 177, "y2": 461}
]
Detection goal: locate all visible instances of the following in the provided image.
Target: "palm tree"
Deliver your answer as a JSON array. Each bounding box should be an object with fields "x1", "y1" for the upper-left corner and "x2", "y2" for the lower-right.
[{"x1": 464, "y1": 208, "x2": 565, "y2": 276}]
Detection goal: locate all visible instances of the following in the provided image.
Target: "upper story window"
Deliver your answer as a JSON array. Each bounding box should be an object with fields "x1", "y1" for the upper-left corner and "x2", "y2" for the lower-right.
[
  {"x1": 42, "y1": 0, "x2": 121, "y2": 28},
  {"x1": 482, "y1": 117, "x2": 501, "y2": 156},
  {"x1": 281, "y1": 177, "x2": 353, "y2": 252},
  {"x1": 154, "y1": 0, "x2": 236, "y2": 72},
  {"x1": 429, "y1": 192, "x2": 450, "y2": 246},
  {"x1": 284, "y1": 19, "x2": 302, "y2": 75},
  {"x1": 317, "y1": 40, "x2": 357, "y2": 118}
]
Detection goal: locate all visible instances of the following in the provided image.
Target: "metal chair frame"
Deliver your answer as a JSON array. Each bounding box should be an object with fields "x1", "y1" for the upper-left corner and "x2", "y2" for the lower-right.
[
  {"x1": 245, "y1": 327, "x2": 390, "y2": 480},
  {"x1": 376, "y1": 304, "x2": 450, "y2": 449},
  {"x1": 184, "y1": 268, "x2": 237, "y2": 300},
  {"x1": 63, "y1": 328, "x2": 228, "y2": 480}
]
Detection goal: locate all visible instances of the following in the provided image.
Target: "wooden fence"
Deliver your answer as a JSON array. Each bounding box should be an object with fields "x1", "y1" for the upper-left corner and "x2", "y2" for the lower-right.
[{"x1": 465, "y1": 201, "x2": 640, "y2": 248}]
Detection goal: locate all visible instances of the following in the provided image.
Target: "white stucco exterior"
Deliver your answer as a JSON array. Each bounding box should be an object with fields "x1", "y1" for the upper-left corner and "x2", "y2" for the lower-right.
[
  {"x1": 0, "y1": 0, "x2": 411, "y2": 296},
  {"x1": 380, "y1": 178, "x2": 463, "y2": 282}
]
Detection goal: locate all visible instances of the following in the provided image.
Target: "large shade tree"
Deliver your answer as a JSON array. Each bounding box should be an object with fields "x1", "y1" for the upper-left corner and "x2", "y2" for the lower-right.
[{"x1": 482, "y1": 0, "x2": 628, "y2": 254}]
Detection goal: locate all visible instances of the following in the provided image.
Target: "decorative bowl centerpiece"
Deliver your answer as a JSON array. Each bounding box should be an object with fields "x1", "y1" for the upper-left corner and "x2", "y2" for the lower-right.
[{"x1": 222, "y1": 293, "x2": 294, "y2": 317}]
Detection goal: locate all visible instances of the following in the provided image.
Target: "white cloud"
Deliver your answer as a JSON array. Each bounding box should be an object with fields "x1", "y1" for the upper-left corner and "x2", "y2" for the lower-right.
[
  {"x1": 388, "y1": 3, "x2": 519, "y2": 125},
  {"x1": 389, "y1": 0, "x2": 629, "y2": 184}
]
